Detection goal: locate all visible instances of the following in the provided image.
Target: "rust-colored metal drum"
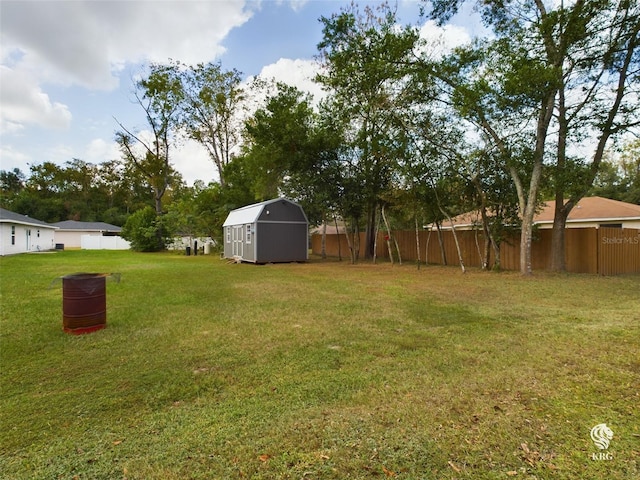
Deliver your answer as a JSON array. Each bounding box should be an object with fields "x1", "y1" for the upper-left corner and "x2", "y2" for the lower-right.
[{"x1": 62, "y1": 273, "x2": 107, "y2": 334}]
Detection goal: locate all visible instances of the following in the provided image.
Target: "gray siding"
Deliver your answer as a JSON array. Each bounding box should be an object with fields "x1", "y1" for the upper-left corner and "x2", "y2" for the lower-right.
[
  {"x1": 257, "y1": 199, "x2": 307, "y2": 223},
  {"x1": 255, "y1": 223, "x2": 308, "y2": 263},
  {"x1": 222, "y1": 198, "x2": 308, "y2": 263}
]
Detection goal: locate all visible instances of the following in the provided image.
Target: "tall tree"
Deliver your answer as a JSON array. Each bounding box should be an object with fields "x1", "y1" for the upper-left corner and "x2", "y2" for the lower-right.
[
  {"x1": 317, "y1": 3, "x2": 419, "y2": 259},
  {"x1": 115, "y1": 63, "x2": 183, "y2": 217},
  {"x1": 179, "y1": 62, "x2": 245, "y2": 187},
  {"x1": 115, "y1": 63, "x2": 184, "y2": 250},
  {"x1": 239, "y1": 83, "x2": 311, "y2": 200},
  {"x1": 546, "y1": 1, "x2": 640, "y2": 270},
  {"x1": 426, "y1": 0, "x2": 640, "y2": 274}
]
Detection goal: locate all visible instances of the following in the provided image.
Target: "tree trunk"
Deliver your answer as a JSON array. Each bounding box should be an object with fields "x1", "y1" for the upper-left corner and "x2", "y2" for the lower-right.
[
  {"x1": 483, "y1": 235, "x2": 491, "y2": 270},
  {"x1": 491, "y1": 236, "x2": 501, "y2": 271},
  {"x1": 364, "y1": 205, "x2": 377, "y2": 259},
  {"x1": 381, "y1": 204, "x2": 394, "y2": 265},
  {"x1": 551, "y1": 74, "x2": 569, "y2": 273},
  {"x1": 393, "y1": 236, "x2": 402, "y2": 265},
  {"x1": 354, "y1": 223, "x2": 360, "y2": 262},
  {"x1": 334, "y1": 215, "x2": 342, "y2": 261},
  {"x1": 415, "y1": 217, "x2": 421, "y2": 270},
  {"x1": 344, "y1": 221, "x2": 355, "y2": 264},
  {"x1": 373, "y1": 207, "x2": 381, "y2": 264},
  {"x1": 321, "y1": 216, "x2": 327, "y2": 260},
  {"x1": 436, "y1": 222, "x2": 447, "y2": 265},
  {"x1": 550, "y1": 208, "x2": 569, "y2": 272},
  {"x1": 449, "y1": 224, "x2": 466, "y2": 273},
  {"x1": 474, "y1": 228, "x2": 484, "y2": 269}
]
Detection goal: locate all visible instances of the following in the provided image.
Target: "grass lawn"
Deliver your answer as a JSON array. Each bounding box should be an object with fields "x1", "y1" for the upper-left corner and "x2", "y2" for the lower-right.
[{"x1": 1, "y1": 250, "x2": 638, "y2": 479}]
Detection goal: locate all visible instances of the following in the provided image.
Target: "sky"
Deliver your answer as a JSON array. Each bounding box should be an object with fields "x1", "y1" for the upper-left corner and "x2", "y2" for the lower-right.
[{"x1": 0, "y1": 0, "x2": 479, "y2": 186}]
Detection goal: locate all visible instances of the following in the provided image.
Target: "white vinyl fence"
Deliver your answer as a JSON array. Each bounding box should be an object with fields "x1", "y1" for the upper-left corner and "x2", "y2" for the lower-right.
[{"x1": 81, "y1": 235, "x2": 131, "y2": 250}]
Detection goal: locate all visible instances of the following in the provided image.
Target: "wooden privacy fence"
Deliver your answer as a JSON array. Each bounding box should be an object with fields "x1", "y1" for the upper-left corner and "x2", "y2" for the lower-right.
[{"x1": 311, "y1": 227, "x2": 640, "y2": 275}]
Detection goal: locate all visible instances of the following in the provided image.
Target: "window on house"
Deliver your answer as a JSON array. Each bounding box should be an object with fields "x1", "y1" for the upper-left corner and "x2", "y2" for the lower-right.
[
  {"x1": 246, "y1": 224, "x2": 252, "y2": 244},
  {"x1": 11, "y1": 226, "x2": 15, "y2": 245},
  {"x1": 37, "y1": 229, "x2": 40, "y2": 238},
  {"x1": 226, "y1": 226, "x2": 231, "y2": 243}
]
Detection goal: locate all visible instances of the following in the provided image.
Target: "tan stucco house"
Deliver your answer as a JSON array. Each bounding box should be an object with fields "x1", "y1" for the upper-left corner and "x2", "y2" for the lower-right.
[
  {"x1": 435, "y1": 196, "x2": 640, "y2": 230},
  {"x1": 51, "y1": 220, "x2": 128, "y2": 250}
]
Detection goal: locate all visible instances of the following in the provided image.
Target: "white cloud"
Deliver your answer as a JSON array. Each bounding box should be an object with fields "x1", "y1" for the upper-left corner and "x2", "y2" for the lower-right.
[
  {"x1": 249, "y1": 57, "x2": 326, "y2": 105},
  {"x1": 0, "y1": 144, "x2": 32, "y2": 172},
  {"x1": 418, "y1": 20, "x2": 472, "y2": 58},
  {"x1": 47, "y1": 144, "x2": 76, "y2": 165},
  {"x1": 84, "y1": 138, "x2": 122, "y2": 165},
  {"x1": 0, "y1": 1, "x2": 253, "y2": 91},
  {"x1": 0, "y1": 65, "x2": 72, "y2": 133},
  {"x1": 172, "y1": 139, "x2": 218, "y2": 186},
  {"x1": 0, "y1": 0, "x2": 255, "y2": 141},
  {"x1": 284, "y1": 0, "x2": 310, "y2": 13}
]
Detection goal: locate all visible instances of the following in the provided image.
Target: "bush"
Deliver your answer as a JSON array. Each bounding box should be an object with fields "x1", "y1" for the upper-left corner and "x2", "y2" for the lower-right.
[{"x1": 120, "y1": 207, "x2": 168, "y2": 251}]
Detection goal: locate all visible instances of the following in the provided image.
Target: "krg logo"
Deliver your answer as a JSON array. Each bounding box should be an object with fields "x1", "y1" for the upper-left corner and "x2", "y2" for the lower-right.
[{"x1": 590, "y1": 423, "x2": 613, "y2": 450}]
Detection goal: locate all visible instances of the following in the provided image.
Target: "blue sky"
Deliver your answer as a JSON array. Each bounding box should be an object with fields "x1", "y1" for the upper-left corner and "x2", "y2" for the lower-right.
[{"x1": 0, "y1": 1, "x2": 476, "y2": 185}]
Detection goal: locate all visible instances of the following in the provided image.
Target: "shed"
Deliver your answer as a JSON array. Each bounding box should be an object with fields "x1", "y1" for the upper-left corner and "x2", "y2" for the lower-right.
[
  {"x1": 0, "y1": 208, "x2": 58, "y2": 256},
  {"x1": 222, "y1": 198, "x2": 308, "y2": 263}
]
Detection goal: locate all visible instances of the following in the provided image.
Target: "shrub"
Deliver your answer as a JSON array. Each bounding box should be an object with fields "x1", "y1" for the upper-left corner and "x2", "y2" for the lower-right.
[{"x1": 120, "y1": 206, "x2": 168, "y2": 251}]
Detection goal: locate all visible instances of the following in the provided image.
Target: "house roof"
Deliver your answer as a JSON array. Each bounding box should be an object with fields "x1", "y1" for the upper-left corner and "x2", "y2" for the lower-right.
[
  {"x1": 534, "y1": 196, "x2": 640, "y2": 223},
  {"x1": 51, "y1": 220, "x2": 122, "y2": 232},
  {"x1": 222, "y1": 198, "x2": 305, "y2": 227},
  {"x1": 0, "y1": 208, "x2": 57, "y2": 229},
  {"x1": 310, "y1": 225, "x2": 347, "y2": 235},
  {"x1": 437, "y1": 196, "x2": 640, "y2": 228}
]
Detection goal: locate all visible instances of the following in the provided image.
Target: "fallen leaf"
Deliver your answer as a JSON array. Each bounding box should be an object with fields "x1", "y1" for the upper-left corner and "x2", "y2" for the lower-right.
[
  {"x1": 382, "y1": 465, "x2": 396, "y2": 477},
  {"x1": 320, "y1": 454, "x2": 330, "y2": 460},
  {"x1": 521, "y1": 443, "x2": 530, "y2": 454},
  {"x1": 258, "y1": 454, "x2": 270, "y2": 462},
  {"x1": 113, "y1": 440, "x2": 122, "y2": 446},
  {"x1": 506, "y1": 471, "x2": 518, "y2": 476},
  {"x1": 448, "y1": 461, "x2": 461, "y2": 473}
]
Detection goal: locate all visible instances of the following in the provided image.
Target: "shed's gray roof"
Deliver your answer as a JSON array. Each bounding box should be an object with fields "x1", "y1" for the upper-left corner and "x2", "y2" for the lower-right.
[
  {"x1": 51, "y1": 220, "x2": 122, "y2": 232},
  {"x1": 0, "y1": 208, "x2": 57, "y2": 229},
  {"x1": 223, "y1": 198, "x2": 305, "y2": 227}
]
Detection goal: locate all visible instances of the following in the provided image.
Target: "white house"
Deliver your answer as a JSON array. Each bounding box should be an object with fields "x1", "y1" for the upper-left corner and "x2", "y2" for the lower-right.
[
  {"x1": 0, "y1": 208, "x2": 57, "y2": 256},
  {"x1": 51, "y1": 220, "x2": 126, "y2": 249}
]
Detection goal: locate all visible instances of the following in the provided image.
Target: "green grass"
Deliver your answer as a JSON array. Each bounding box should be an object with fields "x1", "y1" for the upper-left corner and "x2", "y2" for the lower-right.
[{"x1": 1, "y1": 251, "x2": 638, "y2": 479}]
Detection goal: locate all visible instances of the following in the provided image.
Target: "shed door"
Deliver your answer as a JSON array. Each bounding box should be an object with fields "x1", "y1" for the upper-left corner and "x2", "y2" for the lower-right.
[{"x1": 232, "y1": 225, "x2": 243, "y2": 257}]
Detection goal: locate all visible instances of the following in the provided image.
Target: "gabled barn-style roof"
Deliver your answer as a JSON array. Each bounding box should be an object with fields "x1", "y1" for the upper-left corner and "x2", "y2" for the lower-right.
[
  {"x1": 223, "y1": 198, "x2": 307, "y2": 226},
  {"x1": 223, "y1": 202, "x2": 268, "y2": 226}
]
